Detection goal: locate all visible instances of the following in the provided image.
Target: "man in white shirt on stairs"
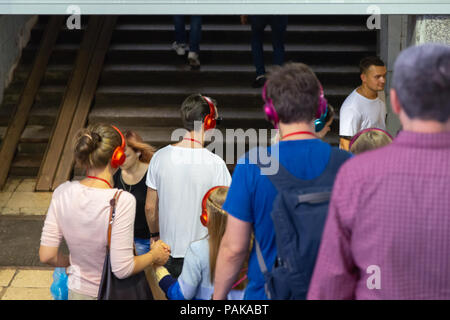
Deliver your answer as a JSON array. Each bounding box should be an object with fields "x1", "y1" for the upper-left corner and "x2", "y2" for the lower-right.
[
  {"x1": 145, "y1": 94, "x2": 231, "y2": 278},
  {"x1": 339, "y1": 56, "x2": 387, "y2": 151}
]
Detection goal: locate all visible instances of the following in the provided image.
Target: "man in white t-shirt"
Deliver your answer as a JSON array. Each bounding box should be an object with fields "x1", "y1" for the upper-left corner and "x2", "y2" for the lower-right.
[
  {"x1": 339, "y1": 56, "x2": 387, "y2": 150},
  {"x1": 145, "y1": 94, "x2": 231, "y2": 277}
]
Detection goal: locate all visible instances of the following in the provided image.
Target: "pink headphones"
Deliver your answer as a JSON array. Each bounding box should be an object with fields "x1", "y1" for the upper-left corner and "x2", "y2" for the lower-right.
[
  {"x1": 349, "y1": 128, "x2": 394, "y2": 150},
  {"x1": 262, "y1": 81, "x2": 328, "y2": 129}
]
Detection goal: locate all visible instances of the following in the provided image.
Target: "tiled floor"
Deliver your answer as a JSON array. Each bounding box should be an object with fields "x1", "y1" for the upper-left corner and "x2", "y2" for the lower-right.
[
  {"x1": 0, "y1": 178, "x2": 52, "y2": 216},
  {"x1": 0, "y1": 267, "x2": 53, "y2": 300}
]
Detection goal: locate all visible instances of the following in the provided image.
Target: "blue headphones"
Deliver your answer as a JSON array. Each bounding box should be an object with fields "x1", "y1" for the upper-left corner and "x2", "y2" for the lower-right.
[{"x1": 314, "y1": 107, "x2": 329, "y2": 132}]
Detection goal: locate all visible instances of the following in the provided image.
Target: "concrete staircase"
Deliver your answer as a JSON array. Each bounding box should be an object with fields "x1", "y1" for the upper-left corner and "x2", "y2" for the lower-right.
[{"x1": 0, "y1": 15, "x2": 376, "y2": 178}]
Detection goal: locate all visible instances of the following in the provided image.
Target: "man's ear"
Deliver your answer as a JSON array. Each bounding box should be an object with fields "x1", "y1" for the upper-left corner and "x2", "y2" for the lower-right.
[
  {"x1": 360, "y1": 72, "x2": 366, "y2": 84},
  {"x1": 390, "y1": 88, "x2": 402, "y2": 115}
]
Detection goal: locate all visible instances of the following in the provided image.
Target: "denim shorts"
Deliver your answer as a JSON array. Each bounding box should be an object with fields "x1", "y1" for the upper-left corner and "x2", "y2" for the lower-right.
[{"x1": 134, "y1": 237, "x2": 150, "y2": 255}]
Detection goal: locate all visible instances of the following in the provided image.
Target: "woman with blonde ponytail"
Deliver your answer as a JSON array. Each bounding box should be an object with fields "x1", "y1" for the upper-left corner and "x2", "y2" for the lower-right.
[{"x1": 153, "y1": 186, "x2": 250, "y2": 300}]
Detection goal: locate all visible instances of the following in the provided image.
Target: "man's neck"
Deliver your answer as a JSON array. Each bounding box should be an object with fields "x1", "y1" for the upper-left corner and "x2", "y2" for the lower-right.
[
  {"x1": 401, "y1": 118, "x2": 450, "y2": 133},
  {"x1": 175, "y1": 131, "x2": 204, "y2": 148},
  {"x1": 279, "y1": 121, "x2": 318, "y2": 141},
  {"x1": 357, "y1": 85, "x2": 378, "y2": 100}
]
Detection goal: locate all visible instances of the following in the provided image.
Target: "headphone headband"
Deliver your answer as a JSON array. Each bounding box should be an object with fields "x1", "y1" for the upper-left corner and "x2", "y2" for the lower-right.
[
  {"x1": 200, "y1": 185, "x2": 228, "y2": 227},
  {"x1": 349, "y1": 128, "x2": 394, "y2": 150},
  {"x1": 201, "y1": 95, "x2": 217, "y2": 131},
  {"x1": 262, "y1": 81, "x2": 328, "y2": 131}
]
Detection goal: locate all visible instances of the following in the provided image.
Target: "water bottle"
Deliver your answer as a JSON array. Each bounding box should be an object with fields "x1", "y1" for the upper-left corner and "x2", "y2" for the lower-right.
[{"x1": 50, "y1": 267, "x2": 68, "y2": 300}]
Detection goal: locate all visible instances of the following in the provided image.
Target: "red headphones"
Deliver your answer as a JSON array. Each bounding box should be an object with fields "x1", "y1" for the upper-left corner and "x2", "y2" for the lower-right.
[
  {"x1": 200, "y1": 186, "x2": 227, "y2": 227},
  {"x1": 201, "y1": 95, "x2": 217, "y2": 131},
  {"x1": 111, "y1": 125, "x2": 126, "y2": 169}
]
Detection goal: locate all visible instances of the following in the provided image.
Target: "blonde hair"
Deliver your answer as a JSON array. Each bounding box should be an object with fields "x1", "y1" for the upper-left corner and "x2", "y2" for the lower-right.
[
  {"x1": 74, "y1": 123, "x2": 122, "y2": 169},
  {"x1": 206, "y1": 186, "x2": 250, "y2": 290},
  {"x1": 350, "y1": 129, "x2": 393, "y2": 155}
]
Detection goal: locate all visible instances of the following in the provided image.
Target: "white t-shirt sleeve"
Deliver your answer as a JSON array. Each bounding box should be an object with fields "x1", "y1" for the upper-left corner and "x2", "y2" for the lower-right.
[
  {"x1": 380, "y1": 102, "x2": 387, "y2": 129},
  {"x1": 216, "y1": 158, "x2": 232, "y2": 187},
  {"x1": 339, "y1": 106, "x2": 361, "y2": 137},
  {"x1": 146, "y1": 152, "x2": 158, "y2": 190}
]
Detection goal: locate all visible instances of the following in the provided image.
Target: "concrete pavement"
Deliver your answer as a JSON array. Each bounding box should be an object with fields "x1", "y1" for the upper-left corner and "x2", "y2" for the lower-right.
[{"x1": 0, "y1": 267, "x2": 53, "y2": 300}]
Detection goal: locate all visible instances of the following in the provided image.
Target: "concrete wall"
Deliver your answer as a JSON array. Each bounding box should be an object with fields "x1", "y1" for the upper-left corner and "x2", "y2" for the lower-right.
[
  {"x1": 0, "y1": 15, "x2": 37, "y2": 106},
  {"x1": 415, "y1": 15, "x2": 450, "y2": 44},
  {"x1": 379, "y1": 14, "x2": 449, "y2": 136}
]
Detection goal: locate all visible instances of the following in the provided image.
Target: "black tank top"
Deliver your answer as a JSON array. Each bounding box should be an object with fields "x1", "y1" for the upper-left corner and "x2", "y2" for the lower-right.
[{"x1": 113, "y1": 168, "x2": 151, "y2": 239}]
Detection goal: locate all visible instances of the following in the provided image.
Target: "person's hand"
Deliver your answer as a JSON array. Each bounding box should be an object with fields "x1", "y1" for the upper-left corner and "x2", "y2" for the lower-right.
[
  {"x1": 150, "y1": 240, "x2": 171, "y2": 266},
  {"x1": 240, "y1": 15, "x2": 248, "y2": 25}
]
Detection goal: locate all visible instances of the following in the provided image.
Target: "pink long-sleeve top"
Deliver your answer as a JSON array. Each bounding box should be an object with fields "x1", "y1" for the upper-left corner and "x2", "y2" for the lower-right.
[{"x1": 40, "y1": 181, "x2": 136, "y2": 298}]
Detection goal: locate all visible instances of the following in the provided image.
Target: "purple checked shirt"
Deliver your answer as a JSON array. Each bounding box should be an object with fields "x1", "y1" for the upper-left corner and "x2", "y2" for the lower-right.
[{"x1": 307, "y1": 130, "x2": 450, "y2": 300}]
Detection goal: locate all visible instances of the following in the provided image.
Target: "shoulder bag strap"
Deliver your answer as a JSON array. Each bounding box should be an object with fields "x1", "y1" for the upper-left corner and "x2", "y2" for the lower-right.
[{"x1": 107, "y1": 190, "x2": 123, "y2": 249}]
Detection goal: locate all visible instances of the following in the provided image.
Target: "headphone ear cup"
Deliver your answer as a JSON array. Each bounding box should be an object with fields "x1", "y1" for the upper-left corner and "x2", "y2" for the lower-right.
[
  {"x1": 204, "y1": 114, "x2": 216, "y2": 131},
  {"x1": 111, "y1": 147, "x2": 126, "y2": 168},
  {"x1": 315, "y1": 118, "x2": 325, "y2": 132}
]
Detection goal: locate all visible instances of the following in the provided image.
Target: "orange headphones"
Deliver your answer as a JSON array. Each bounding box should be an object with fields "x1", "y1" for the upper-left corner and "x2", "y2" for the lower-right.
[
  {"x1": 201, "y1": 95, "x2": 217, "y2": 131},
  {"x1": 111, "y1": 125, "x2": 126, "y2": 168}
]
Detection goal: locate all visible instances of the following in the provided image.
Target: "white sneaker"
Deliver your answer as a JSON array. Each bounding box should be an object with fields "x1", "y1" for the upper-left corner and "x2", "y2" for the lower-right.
[
  {"x1": 172, "y1": 42, "x2": 186, "y2": 56},
  {"x1": 188, "y1": 51, "x2": 200, "y2": 69}
]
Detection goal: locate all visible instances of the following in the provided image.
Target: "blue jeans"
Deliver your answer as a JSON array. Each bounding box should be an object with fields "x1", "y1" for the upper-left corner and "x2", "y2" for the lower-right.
[
  {"x1": 134, "y1": 238, "x2": 150, "y2": 256},
  {"x1": 250, "y1": 15, "x2": 288, "y2": 77},
  {"x1": 173, "y1": 15, "x2": 202, "y2": 53}
]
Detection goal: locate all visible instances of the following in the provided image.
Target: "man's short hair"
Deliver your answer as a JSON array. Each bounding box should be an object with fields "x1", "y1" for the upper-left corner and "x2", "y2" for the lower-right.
[
  {"x1": 392, "y1": 43, "x2": 450, "y2": 123},
  {"x1": 266, "y1": 62, "x2": 320, "y2": 124},
  {"x1": 359, "y1": 56, "x2": 385, "y2": 74},
  {"x1": 180, "y1": 94, "x2": 216, "y2": 131}
]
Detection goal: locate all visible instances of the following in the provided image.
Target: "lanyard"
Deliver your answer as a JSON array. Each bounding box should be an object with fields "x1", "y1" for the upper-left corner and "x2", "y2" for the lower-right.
[
  {"x1": 183, "y1": 137, "x2": 202, "y2": 146},
  {"x1": 281, "y1": 131, "x2": 316, "y2": 140},
  {"x1": 86, "y1": 176, "x2": 112, "y2": 188}
]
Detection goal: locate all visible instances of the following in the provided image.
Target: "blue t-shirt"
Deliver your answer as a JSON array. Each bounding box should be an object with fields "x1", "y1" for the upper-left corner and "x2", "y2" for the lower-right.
[{"x1": 223, "y1": 139, "x2": 337, "y2": 300}]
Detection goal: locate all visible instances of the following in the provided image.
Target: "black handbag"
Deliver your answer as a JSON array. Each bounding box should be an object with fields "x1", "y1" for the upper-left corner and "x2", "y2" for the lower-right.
[{"x1": 97, "y1": 190, "x2": 154, "y2": 300}]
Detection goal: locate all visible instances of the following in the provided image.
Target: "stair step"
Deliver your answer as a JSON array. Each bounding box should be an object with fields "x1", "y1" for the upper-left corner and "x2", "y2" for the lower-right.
[
  {"x1": 109, "y1": 43, "x2": 375, "y2": 52},
  {"x1": 23, "y1": 41, "x2": 375, "y2": 53},
  {"x1": 12, "y1": 63, "x2": 360, "y2": 88},
  {"x1": 21, "y1": 45, "x2": 374, "y2": 67},
  {"x1": 89, "y1": 104, "x2": 269, "y2": 128}
]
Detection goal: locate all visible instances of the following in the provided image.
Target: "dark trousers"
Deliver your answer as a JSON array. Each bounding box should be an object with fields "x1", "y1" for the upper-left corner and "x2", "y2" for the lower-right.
[
  {"x1": 173, "y1": 15, "x2": 202, "y2": 53},
  {"x1": 250, "y1": 15, "x2": 288, "y2": 76},
  {"x1": 164, "y1": 256, "x2": 184, "y2": 278}
]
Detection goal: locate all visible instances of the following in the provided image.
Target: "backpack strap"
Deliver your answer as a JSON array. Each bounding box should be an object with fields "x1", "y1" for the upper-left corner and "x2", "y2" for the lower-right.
[{"x1": 254, "y1": 239, "x2": 268, "y2": 275}]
